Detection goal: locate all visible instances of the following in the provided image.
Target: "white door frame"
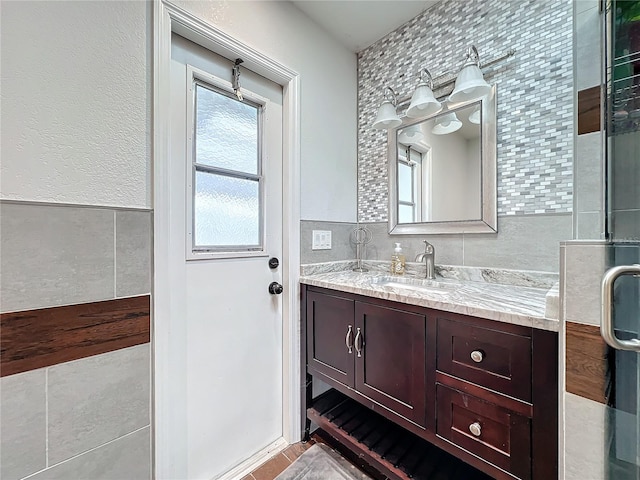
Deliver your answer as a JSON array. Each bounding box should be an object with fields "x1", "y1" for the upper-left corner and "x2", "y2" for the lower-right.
[{"x1": 153, "y1": 2, "x2": 301, "y2": 478}]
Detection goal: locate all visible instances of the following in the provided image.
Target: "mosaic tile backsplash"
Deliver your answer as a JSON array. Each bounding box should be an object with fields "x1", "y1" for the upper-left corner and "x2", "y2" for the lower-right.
[{"x1": 358, "y1": 0, "x2": 573, "y2": 222}]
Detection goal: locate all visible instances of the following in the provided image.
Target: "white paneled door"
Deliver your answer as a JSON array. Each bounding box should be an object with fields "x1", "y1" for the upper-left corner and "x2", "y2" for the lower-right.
[{"x1": 170, "y1": 33, "x2": 284, "y2": 479}]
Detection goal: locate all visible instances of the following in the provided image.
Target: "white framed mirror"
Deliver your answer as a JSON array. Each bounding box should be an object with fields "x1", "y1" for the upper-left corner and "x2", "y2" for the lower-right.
[{"x1": 388, "y1": 85, "x2": 497, "y2": 234}]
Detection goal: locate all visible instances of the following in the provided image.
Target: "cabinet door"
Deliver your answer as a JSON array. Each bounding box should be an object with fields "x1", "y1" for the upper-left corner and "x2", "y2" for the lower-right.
[
  {"x1": 307, "y1": 290, "x2": 355, "y2": 388},
  {"x1": 355, "y1": 302, "x2": 427, "y2": 426}
]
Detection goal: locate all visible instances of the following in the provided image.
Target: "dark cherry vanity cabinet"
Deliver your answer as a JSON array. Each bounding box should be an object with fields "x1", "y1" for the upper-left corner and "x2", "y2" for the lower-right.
[
  {"x1": 306, "y1": 289, "x2": 427, "y2": 426},
  {"x1": 302, "y1": 285, "x2": 558, "y2": 480}
]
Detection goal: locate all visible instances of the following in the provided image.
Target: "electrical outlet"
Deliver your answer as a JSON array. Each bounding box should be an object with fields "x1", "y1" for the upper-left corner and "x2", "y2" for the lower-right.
[{"x1": 312, "y1": 230, "x2": 332, "y2": 250}]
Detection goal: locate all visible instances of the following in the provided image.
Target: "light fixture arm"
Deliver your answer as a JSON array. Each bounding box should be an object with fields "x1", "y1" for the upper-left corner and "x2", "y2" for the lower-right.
[
  {"x1": 383, "y1": 86, "x2": 398, "y2": 106},
  {"x1": 418, "y1": 68, "x2": 435, "y2": 89},
  {"x1": 463, "y1": 45, "x2": 481, "y2": 67}
]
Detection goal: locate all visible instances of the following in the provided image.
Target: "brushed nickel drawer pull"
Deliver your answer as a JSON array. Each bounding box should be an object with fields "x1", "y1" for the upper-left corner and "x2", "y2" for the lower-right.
[
  {"x1": 345, "y1": 325, "x2": 354, "y2": 354},
  {"x1": 469, "y1": 422, "x2": 482, "y2": 437},
  {"x1": 470, "y1": 350, "x2": 484, "y2": 363},
  {"x1": 354, "y1": 327, "x2": 363, "y2": 358}
]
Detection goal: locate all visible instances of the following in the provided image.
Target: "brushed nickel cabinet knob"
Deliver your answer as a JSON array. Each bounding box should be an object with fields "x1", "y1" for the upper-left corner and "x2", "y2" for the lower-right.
[
  {"x1": 469, "y1": 422, "x2": 482, "y2": 437},
  {"x1": 470, "y1": 350, "x2": 484, "y2": 363}
]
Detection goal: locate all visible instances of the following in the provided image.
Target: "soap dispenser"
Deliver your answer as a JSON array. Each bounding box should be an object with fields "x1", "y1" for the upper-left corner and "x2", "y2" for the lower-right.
[{"x1": 391, "y1": 243, "x2": 406, "y2": 276}]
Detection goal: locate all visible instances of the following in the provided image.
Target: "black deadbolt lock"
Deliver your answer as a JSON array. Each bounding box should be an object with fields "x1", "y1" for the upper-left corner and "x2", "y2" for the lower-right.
[{"x1": 268, "y1": 257, "x2": 280, "y2": 269}]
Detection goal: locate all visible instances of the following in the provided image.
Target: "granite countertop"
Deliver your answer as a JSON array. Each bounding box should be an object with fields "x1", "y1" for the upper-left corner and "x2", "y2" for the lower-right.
[{"x1": 299, "y1": 261, "x2": 560, "y2": 332}]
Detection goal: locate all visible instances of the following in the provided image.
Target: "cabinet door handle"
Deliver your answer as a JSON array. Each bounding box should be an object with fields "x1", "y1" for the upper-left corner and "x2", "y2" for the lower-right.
[
  {"x1": 354, "y1": 327, "x2": 363, "y2": 358},
  {"x1": 345, "y1": 325, "x2": 354, "y2": 354},
  {"x1": 469, "y1": 422, "x2": 482, "y2": 437},
  {"x1": 470, "y1": 350, "x2": 484, "y2": 363}
]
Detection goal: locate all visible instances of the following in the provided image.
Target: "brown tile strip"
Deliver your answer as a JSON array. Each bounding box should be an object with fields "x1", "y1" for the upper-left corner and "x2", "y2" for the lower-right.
[
  {"x1": 1, "y1": 295, "x2": 150, "y2": 377},
  {"x1": 577, "y1": 86, "x2": 601, "y2": 135},
  {"x1": 565, "y1": 321, "x2": 608, "y2": 404}
]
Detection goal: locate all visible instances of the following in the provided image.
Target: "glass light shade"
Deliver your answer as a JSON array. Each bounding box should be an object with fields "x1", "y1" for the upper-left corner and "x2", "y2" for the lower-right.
[
  {"x1": 431, "y1": 112, "x2": 462, "y2": 135},
  {"x1": 406, "y1": 84, "x2": 442, "y2": 118},
  {"x1": 372, "y1": 100, "x2": 402, "y2": 129},
  {"x1": 468, "y1": 105, "x2": 481, "y2": 124},
  {"x1": 448, "y1": 64, "x2": 491, "y2": 104},
  {"x1": 398, "y1": 124, "x2": 424, "y2": 145}
]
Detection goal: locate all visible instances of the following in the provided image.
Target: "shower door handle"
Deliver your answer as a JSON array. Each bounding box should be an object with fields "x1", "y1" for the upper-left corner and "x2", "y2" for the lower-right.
[{"x1": 601, "y1": 264, "x2": 640, "y2": 351}]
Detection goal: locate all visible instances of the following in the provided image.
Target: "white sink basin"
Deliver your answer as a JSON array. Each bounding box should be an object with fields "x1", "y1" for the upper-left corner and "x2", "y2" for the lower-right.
[{"x1": 372, "y1": 276, "x2": 458, "y2": 295}]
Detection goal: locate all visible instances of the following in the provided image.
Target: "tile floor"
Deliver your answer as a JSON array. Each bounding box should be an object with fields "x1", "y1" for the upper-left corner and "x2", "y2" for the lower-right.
[
  {"x1": 240, "y1": 439, "x2": 317, "y2": 480},
  {"x1": 240, "y1": 432, "x2": 387, "y2": 480}
]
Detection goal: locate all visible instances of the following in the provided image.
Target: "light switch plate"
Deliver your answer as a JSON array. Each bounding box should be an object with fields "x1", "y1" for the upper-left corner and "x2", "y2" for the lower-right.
[{"x1": 312, "y1": 230, "x2": 332, "y2": 250}]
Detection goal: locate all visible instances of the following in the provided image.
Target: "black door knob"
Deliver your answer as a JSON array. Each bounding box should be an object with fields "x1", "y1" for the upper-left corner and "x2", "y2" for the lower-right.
[
  {"x1": 268, "y1": 257, "x2": 280, "y2": 269},
  {"x1": 268, "y1": 282, "x2": 283, "y2": 295}
]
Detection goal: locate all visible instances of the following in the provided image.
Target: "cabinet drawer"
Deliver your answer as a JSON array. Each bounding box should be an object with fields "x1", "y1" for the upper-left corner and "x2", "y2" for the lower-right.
[
  {"x1": 436, "y1": 384, "x2": 531, "y2": 480},
  {"x1": 436, "y1": 317, "x2": 532, "y2": 401}
]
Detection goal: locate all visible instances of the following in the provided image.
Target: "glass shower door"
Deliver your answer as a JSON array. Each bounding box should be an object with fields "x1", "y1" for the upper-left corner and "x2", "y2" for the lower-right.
[{"x1": 603, "y1": 1, "x2": 640, "y2": 478}]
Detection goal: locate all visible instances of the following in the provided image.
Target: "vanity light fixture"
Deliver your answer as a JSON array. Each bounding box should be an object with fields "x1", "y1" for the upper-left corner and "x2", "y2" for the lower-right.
[
  {"x1": 431, "y1": 112, "x2": 462, "y2": 135},
  {"x1": 372, "y1": 45, "x2": 514, "y2": 130},
  {"x1": 372, "y1": 87, "x2": 402, "y2": 130},
  {"x1": 448, "y1": 45, "x2": 492, "y2": 104},
  {"x1": 406, "y1": 69, "x2": 442, "y2": 118}
]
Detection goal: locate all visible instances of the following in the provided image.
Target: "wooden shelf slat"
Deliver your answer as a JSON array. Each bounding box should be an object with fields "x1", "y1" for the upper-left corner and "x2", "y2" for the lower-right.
[{"x1": 308, "y1": 389, "x2": 492, "y2": 480}]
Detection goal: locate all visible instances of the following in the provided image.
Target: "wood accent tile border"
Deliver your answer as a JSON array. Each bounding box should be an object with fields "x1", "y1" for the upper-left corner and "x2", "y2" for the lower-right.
[
  {"x1": 565, "y1": 321, "x2": 608, "y2": 404},
  {"x1": 577, "y1": 86, "x2": 601, "y2": 135},
  {"x1": 1, "y1": 295, "x2": 150, "y2": 377}
]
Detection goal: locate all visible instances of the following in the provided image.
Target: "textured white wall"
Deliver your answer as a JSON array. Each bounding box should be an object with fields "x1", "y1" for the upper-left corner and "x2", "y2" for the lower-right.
[
  {"x1": 1, "y1": 1, "x2": 151, "y2": 208},
  {"x1": 173, "y1": 0, "x2": 358, "y2": 223},
  {"x1": 1, "y1": 1, "x2": 357, "y2": 218}
]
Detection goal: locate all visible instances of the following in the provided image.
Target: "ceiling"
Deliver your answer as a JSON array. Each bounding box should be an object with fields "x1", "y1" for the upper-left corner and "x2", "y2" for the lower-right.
[{"x1": 291, "y1": 1, "x2": 442, "y2": 53}]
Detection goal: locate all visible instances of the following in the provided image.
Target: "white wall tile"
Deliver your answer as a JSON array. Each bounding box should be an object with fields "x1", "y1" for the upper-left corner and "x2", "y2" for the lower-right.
[
  {"x1": 576, "y1": 211, "x2": 604, "y2": 240},
  {"x1": 575, "y1": 6, "x2": 602, "y2": 91},
  {"x1": 362, "y1": 222, "x2": 464, "y2": 266},
  {"x1": 47, "y1": 345, "x2": 150, "y2": 464},
  {"x1": 0, "y1": 369, "x2": 46, "y2": 480},
  {"x1": 564, "y1": 392, "x2": 606, "y2": 480},
  {"x1": 463, "y1": 214, "x2": 572, "y2": 272},
  {"x1": 575, "y1": 132, "x2": 603, "y2": 214},
  {"x1": 116, "y1": 210, "x2": 152, "y2": 297},
  {"x1": 0, "y1": 203, "x2": 115, "y2": 313},
  {"x1": 28, "y1": 427, "x2": 151, "y2": 480},
  {"x1": 300, "y1": 221, "x2": 357, "y2": 264},
  {"x1": 563, "y1": 242, "x2": 609, "y2": 325}
]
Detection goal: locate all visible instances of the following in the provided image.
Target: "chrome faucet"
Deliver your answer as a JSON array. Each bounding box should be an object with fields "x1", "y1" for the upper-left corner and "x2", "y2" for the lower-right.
[{"x1": 415, "y1": 240, "x2": 436, "y2": 280}]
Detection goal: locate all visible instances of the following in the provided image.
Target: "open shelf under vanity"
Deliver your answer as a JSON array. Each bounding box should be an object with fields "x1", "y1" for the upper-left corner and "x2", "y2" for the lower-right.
[{"x1": 308, "y1": 388, "x2": 492, "y2": 480}]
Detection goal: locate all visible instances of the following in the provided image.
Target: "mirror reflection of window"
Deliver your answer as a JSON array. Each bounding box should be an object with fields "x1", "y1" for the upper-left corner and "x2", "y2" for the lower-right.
[
  {"x1": 396, "y1": 101, "x2": 482, "y2": 223},
  {"x1": 397, "y1": 145, "x2": 424, "y2": 223}
]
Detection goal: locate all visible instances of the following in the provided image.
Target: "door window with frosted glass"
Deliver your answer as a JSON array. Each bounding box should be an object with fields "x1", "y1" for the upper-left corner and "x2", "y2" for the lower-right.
[{"x1": 191, "y1": 80, "x2": 264, "y2": 254}]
